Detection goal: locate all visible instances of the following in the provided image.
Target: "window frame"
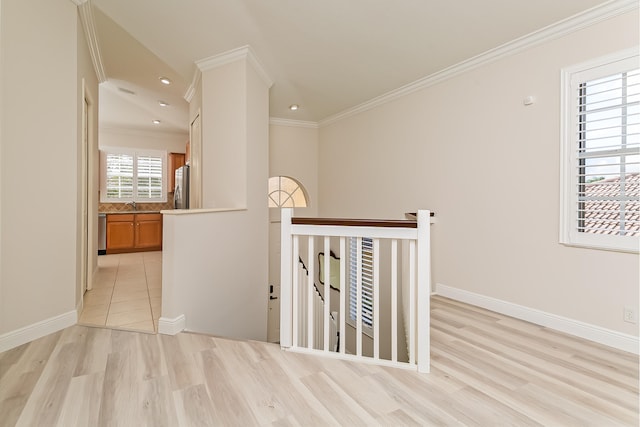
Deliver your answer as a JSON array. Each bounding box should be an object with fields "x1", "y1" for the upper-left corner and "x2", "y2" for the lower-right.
[
  {"x1": 560, "y1": 48, "x2": 639, "y2": 253},
  {"x1": 347, "y1": 236, "x2": 374, "y2": 334},
  {"x1": 100, "y1": 148, "x2": 167, "y2": 203},
  {"x1": 268, "y1": 175, "x2": 308, "y2": 208}
]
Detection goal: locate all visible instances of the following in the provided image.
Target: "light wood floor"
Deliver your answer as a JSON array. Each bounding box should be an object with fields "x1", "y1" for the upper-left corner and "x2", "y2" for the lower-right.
[{"x1": 0, "y1": 296, "x2": 637, "y2": 426}]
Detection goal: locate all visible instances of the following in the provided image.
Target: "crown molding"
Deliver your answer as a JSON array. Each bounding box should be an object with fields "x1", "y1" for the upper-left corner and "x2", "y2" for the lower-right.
[
  {"x1": 320, "y1": 0, "x2": 639, "y2": 127},
  {"x1": 269, "y1": 118, "x2": 319, "y2": 129},
  {"x1": 76, "y1": 0, "x2": 107, "y2": 83},
  {"x1": 184, "y1": 67, "x2": 201, "y2": 102},
  {"x1": 196, "y1": 45, "x2": 249, "y2": 71},
  {"x1": 185, "y1": 45, "x2": 274, "y2": 102},
  {"x1": 194, "y1": 45, "x2": 273, "y2": 86}
]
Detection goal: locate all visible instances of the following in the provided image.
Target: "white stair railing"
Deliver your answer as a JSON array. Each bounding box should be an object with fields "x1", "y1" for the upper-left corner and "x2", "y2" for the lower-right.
[
  {"x1": 280, "y1": 209, "x2": 431, "y2": 373},
  {"x1": 295, "y1": 259, "x2": 339, "y2": 351}
]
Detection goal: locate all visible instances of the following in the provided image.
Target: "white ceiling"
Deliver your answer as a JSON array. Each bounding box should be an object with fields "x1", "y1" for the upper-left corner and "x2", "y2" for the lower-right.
[
  {"x1": 94, "y1": 7, "x2": 190, "y2": 134},
  {"x1": 91, "y1": 0, "x2": 614, "y2": 132}
]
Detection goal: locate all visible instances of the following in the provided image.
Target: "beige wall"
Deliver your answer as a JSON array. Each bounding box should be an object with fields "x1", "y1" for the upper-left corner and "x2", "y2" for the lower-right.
[
  {"x1": 269, "y1": 123, "x2": 319, "y2": 218},
  {"x1": 201, "y1": 60, "x2": 247, "y2": 209},
  {"x1": 0, "y1": 0, "x2": 81, "y2": 334},
  {"x1": 318, "y1": 11, "x2": 639, "y2": 336},
  {"x1": 99, "y1": 128, "x2": 187, "y2": 153}
]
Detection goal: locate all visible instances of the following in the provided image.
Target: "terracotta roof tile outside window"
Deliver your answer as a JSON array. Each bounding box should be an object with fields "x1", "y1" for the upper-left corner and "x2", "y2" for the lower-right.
[{"x1": 582, "y1": 173, "x2": 639, "y2": 237}]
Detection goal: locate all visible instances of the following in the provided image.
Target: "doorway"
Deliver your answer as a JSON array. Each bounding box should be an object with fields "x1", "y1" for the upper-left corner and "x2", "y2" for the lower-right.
[
  {"x1": 79, "y1": 80, "x2": 163, "y2": 334},
  {"x1": 266, "y1": 176, "x2": 309, "y2": 343},
  {"x1": 267, "y1": 218, "x2": 281, "y2": 342}
]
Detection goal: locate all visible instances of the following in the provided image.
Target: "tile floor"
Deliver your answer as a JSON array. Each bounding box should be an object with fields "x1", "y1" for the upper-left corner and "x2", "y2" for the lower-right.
[{"x1": 78, "y1": 251, "x2": 161, "y2": 333}]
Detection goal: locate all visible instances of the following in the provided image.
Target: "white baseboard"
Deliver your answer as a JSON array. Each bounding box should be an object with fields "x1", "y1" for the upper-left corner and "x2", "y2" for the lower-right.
[
  {"x1": 158, "y1": 314, "x2": 186, "y2": 335},
  {"x1": 435, "y1": 283, "x2": 639, "y2": 355},
  {"x1": 0, "y1": 310, "x2": 77, "y2": 353}
]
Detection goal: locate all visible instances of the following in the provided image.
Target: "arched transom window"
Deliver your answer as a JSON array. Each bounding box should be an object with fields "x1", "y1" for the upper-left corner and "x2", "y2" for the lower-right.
[{"x1": 268, "y1": 176, "x2": 308, "y2": 208}]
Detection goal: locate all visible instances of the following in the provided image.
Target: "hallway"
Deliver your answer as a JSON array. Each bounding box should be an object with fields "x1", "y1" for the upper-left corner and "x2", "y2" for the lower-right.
[{"x1": 79, "y1": 252, "x2": 162, "y2": 333}]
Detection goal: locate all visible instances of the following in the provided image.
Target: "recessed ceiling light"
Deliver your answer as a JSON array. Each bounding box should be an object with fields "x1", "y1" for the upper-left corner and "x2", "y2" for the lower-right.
[
  {"x1": 159, "y1": 101, "x2": 169, "y2": 107},
  {"x1": 159, "y1": 77, "x2": 171, "y2": 85},
  {"x1": 152, "y1": 120, "x2": 161, "y2": 124},
  {"x1": 289, "y1": 104, "x2": 299, "y2": 111}
]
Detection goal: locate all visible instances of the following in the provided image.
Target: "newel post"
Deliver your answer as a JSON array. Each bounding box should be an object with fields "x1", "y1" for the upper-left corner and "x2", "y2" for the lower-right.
[
  {"x1": 280, "y1": 208, "x2": 293, "y2": 348},
  {"x1": 417, "y1": 210, "x2": 431, "y2": 373}
]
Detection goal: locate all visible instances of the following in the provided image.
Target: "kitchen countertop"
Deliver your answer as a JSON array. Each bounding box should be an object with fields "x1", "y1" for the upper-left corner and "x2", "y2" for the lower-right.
[{"x1": 101, "y1": 210, "x2": 163, "y2": 215}]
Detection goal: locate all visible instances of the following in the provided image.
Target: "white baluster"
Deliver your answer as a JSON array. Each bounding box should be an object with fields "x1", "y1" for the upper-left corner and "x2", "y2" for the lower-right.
[
  {"x1": 339, "y1": 237, "x2": 346, "y2": 355},
  {"x1": 373, "y1": 238, "x2": 380, "y2": 360},
  {"x1": 409, "y1": 239, "x2": 416, "y2": 366},
  {"x1": 323, "y1": 236, "x2": 330, "y2": 352},
  {"x1": 356, "y1": 236, "x2": 363, "y2": 357},
  {"x1": 292, "y1": 235, "x2": 299, "y2": 348},
  {"x1": 391, "y1": 239, "x2": 398, "y2": 363},
  {"x1": 307, "y1": 236, "x2": 314, "y2": 349}
]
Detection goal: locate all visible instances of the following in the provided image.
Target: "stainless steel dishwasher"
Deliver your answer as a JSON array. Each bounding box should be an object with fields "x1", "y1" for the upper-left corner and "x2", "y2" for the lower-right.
[{"x1": 98, "y1": 213, "x2": 106, "y2": 255}]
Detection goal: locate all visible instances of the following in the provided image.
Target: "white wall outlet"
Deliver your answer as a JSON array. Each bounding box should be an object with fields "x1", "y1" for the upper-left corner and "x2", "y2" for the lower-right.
[{"x1": 623, "y1": 306, "x2": 637, "y2": 324}]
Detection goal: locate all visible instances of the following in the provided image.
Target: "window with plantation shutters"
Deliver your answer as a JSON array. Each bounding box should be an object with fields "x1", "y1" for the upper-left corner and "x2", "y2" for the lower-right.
[
  {"x1": 105, "y1": 153, "x2": 133, "y2": 199},
  {"x1": 561, "y1": 49, "x2": 640, "y2": 252},
  {"x1": 349, "y1": 237, "x2": 374, "y2": 329},
  {"x1": 137, "y1": 155, "x2": 164, "y2": 199},
  {"x1": 100, "y1": 149, "x2": 166, "y2": 203}
]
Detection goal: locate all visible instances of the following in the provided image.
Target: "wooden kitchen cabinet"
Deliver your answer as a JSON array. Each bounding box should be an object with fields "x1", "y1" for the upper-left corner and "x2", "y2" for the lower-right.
[
  {"x1": 106, "y1": 214, "x2": 135, "y2": 252},
  {"x1": 168, "y1": 152, "x2": 186, "y2": 192},
  {"x1": 134, "y1": 213, "x2": 163, "y2": 249},
  {"x1": 106, "y1": 213, "x2": 162, "y2": 254}
]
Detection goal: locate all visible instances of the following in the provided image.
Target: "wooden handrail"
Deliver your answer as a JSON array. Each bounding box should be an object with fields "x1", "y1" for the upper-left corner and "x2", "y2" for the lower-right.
[
  {"x1": 291, "y1": 212, "x2": 434, "y2": 228},
  {"x1": 292, "y1": 217, "x2": 418, "y2": 228}
]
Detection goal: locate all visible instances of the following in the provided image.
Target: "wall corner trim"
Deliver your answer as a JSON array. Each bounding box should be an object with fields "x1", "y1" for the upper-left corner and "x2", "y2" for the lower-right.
[
  {"x1": 0, "y1": 311, "x2": 78, "y2": 353},
  {"x1": 158, "y1": 314, "x2": 186, "y2": 335},
  {"x1": 319, "y1": 0, "x2": 639, "y2": 127},
  {"x1": 435, "y1": 283, "x2": 639, "y2": 355}
]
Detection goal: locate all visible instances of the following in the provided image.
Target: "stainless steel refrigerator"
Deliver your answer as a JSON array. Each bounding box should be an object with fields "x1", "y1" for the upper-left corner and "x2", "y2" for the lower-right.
[{"x1": 174, "y1": 164, "x2": 190, "y2": 209}]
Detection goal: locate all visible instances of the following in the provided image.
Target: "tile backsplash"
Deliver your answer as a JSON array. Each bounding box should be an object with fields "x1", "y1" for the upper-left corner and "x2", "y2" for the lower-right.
[{"x1": 99, "y1": 193, "x2": 175, "y2": 213}]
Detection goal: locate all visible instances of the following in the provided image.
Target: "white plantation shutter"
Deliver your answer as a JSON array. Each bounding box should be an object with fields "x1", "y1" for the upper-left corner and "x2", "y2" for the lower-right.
[
  {"x1": 101, "y1": 149, "x2": 166, "y2": 203},
  {"x1": 561, "y1": 50, "x2": 640, "y2": 252},
  {"x1": 105, "y1": 153, "x2": 134, "y2": 199},
  {"x1": 137, "y1": 155, "x2": 164, "y2": 200},
  {"x1": 349, "y1": 237, "x2": 374, "y2": 328}
]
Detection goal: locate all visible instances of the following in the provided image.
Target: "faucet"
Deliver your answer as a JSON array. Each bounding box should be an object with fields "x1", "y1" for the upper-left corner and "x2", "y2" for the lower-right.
[{"x1": 127, "y1": 201, "x2": 137, "y2": 211}]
